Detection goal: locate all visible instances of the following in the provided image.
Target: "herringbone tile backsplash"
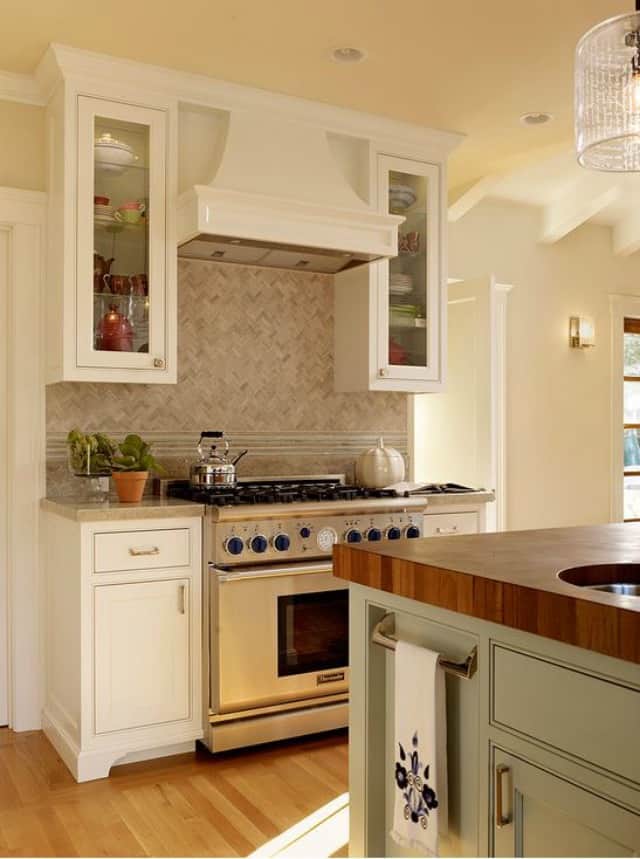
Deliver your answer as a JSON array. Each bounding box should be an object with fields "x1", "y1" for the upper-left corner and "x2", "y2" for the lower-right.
[{"x1": 47, "y1": 260, "x2": 407, "y2": 491}]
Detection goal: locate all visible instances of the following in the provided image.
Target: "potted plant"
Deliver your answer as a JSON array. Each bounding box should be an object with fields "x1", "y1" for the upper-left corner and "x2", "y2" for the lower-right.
[
  {"x1": 66, "y1": 429, "x2": 118, "y2": 501},
  {"x1": 111, "y1": 434, "x2": 165, "y2": 503}
]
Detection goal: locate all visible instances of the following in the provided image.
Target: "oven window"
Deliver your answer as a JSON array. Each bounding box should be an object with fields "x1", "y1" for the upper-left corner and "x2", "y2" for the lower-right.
[{"x1": 277, "y1": 590, "x2": 349, "y2": 677}]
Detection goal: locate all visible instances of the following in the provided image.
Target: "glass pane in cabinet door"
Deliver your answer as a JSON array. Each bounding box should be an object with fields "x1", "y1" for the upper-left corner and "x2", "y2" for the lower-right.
[
  {"x1": 624, "y1": 475, "x2": 640, "y2": 519},
  {"x1": 388, "y1": 169, "x2": 428, "y2": 367},
  {"x1": 93, "y1": 116, "x2": 150, "y2": 354}
]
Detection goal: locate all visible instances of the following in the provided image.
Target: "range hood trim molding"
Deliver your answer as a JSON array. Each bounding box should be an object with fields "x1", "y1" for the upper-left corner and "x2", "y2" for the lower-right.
[{"x1": 178, "y1": 185, "x2": 404, "y2": 260}]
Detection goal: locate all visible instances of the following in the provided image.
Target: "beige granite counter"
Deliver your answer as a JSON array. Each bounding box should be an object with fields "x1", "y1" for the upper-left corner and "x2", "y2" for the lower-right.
[
  {"x1": 41, "y1": 496, "x2": 205, "y2": 522},
  {"x1": 422, "y1": 490, "x2": 495, "y2": 506}
]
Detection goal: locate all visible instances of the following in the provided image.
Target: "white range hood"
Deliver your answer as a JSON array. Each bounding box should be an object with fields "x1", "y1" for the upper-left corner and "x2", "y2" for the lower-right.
[{"x1": 177, "y1": 111, "x2": 404, "y2": 274}]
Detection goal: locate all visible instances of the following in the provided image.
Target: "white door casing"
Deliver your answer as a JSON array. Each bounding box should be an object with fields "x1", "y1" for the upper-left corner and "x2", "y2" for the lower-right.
[
  {"x1": 0, "y1": 229, "x2": 8, "y2": 726},
  {"x1": 0, "y1": 188, "x2": 46, "y2": 731},
  {"x1": 409, "y1": 276, "x2": 511, "y2": 531}
]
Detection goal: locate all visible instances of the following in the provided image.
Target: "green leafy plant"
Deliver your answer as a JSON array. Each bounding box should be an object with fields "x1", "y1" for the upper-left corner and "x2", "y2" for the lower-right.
[
  {"x1": 67, "y1": 429, "x2": 117, "y2": 476},
  {"x1": 112, "y1": 434, "x2": 165, "y2": 474}
]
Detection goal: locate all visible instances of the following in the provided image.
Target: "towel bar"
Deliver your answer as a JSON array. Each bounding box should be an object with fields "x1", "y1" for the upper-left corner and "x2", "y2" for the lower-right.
[{"x1": 371, "y1": 612, "x2": 478, "y2": 680}]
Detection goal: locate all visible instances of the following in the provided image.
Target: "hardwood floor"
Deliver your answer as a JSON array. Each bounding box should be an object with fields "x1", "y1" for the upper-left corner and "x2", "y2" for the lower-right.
[{"x1": 0, "y1": 728, "x2": 349, "y2": 857}]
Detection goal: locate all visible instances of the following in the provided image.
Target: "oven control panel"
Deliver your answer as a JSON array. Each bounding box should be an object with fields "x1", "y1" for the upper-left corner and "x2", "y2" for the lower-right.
[{"x1": 212, "y1": 511, "x2": 424, "y2": 564}]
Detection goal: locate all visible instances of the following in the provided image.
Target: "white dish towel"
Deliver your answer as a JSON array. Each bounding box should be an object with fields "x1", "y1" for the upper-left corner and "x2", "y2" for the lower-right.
[{"x1": 390, "y1": 639, "x2": 448, "y2": 857}]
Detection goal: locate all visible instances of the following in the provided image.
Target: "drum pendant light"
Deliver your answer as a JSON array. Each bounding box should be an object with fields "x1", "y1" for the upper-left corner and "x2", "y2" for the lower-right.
[{"x1": 576, "y1": 0, "x2": 640, "y2": 171}]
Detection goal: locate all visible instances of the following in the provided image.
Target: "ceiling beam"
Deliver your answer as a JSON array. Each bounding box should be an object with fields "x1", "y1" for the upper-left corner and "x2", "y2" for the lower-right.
[
  {"x1": 448, "y1": 174, "x2": 501, "y2": 222},
  {"x1": 613, "y1": 213, "x2": 640, "y2": 256},
  {"x1": 540, "y1": 183, "x2": 619, "y2": 244}
]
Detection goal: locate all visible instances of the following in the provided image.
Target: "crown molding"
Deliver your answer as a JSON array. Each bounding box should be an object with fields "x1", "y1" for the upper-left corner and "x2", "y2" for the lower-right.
[
  {"x1": 29, "y1": 43, "x2": 462, "y2": 159},
  {"x1": 0, "y1": 69, "x2": 45, "y2": 106}
]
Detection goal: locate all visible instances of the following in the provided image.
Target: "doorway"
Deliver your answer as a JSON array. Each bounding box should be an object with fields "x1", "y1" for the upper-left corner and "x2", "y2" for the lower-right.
[{"x1": 410, "y1": 276, "x2": 511, "y2": 531}]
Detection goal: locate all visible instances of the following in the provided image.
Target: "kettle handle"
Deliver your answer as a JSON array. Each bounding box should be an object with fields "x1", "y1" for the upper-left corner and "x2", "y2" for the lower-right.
[{"x1": 197, "y1": 431, "x2": 228, "y2": 460}]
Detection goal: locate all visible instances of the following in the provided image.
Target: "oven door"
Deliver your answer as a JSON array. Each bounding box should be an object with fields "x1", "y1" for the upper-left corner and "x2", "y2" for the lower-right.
[{"x1": 211, "y1": 561, "x2": 349, "y2": 713}]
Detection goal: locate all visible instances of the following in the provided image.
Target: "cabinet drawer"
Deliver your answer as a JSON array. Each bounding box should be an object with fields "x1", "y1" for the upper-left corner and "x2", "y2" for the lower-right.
[
  {"x1": 93, "y1": 528, "x2": 190, "y2": 573},
  {"x1": 492, "y1": 645, "x2": 640, "y2": 785},
  {"x1": 423, "y1": 511, "x2": 478, "y2": 537}
]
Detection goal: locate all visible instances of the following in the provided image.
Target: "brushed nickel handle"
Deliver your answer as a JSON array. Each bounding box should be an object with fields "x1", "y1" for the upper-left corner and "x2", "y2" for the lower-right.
[
  {"x1": 436, "y1": 526, "x2": 458, "y2": 535},
  {"x1": 495, "y1": 764, "x2": 511, "y2": 829},
  {"x1": 153, "y1": 358, "x2": 164, "y2": 368},
  {"x1": 178, "y1": 584, "x2": 186, "y2": 614},
  {"x1": 128, "y1": 545, "x2": 160, "y2": 557}
]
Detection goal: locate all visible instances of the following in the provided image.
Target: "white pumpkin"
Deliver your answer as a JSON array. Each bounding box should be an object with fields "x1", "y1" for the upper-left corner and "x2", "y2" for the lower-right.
[{"x1": 356, "y1": 437, "x2": 405, "y2": 489}]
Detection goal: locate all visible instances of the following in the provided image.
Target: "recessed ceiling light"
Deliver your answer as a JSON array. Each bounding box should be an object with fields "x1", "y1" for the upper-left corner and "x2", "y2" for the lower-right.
[
  {"x1": 330, "y1": 46, "x2": 367, "y2": 64},
  {"x1": 520, "y1": 111, "x2": 554, "y2": 126}
]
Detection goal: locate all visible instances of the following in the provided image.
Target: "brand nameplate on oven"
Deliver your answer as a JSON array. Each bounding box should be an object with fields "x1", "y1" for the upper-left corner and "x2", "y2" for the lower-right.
[{"x1": 317, "y1": 671, "x2": 346, "y2": 685}]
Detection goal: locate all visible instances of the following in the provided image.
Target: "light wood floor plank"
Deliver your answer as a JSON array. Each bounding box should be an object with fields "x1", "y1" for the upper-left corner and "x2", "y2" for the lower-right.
[{"x1": 0, "y1": 728, "x2": 348, "y2": 858}]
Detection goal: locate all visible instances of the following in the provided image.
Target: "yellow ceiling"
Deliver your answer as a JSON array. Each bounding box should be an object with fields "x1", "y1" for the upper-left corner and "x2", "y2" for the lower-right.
[{"x1": 0, "y1": 0, "x2": 627, "y2": 189}]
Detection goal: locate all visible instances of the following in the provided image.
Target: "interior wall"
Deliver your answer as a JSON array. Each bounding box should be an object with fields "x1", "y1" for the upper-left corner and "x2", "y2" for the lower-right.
[
  {"x1": 442, "y1": 198, "x2": 640, "y2": 531},
  {"x1": 0, "y1": 100, "x2": 45, "y2": 191}
]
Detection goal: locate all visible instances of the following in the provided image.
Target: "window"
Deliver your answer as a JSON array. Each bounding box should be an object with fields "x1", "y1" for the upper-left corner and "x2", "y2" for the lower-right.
[{"x1": 623, "y1": 317, "x2": 640, "y2": 520}]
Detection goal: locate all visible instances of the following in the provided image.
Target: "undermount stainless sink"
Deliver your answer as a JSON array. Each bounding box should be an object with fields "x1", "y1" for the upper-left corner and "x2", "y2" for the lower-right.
[{"x1": 558, "y1": 563, "x2": 640, "y2": 597}]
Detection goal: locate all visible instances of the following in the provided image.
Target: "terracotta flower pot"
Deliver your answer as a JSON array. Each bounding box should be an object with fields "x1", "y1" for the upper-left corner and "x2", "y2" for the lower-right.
[{"x1": 112, "y1": 471, "x2": 148, "y2": 503}]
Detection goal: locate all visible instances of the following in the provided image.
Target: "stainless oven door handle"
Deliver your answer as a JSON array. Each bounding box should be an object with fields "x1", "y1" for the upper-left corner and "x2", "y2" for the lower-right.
[{"x1": 211, "y1": 562, "x2": 334, "y2": 583}]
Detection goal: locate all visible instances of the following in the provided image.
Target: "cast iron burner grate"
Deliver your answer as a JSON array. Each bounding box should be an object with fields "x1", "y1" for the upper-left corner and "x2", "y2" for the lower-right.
[{"x1": 167, "y1": 478, "x2": 398, "y2": 507}]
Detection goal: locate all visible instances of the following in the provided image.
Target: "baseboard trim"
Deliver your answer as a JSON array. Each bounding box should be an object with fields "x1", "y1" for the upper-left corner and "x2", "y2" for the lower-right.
[{"x1": 43, "y1": 708, "x2": 203, "y2": 782}]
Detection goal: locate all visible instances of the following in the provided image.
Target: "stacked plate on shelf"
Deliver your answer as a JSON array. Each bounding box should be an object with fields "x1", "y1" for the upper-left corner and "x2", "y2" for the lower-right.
[
  {"x1": 390, "y1": 273, "x2": 413, "y2": 296},
  {"x1": 94, "y1": 203, "x2": 115, "y2": 225},
  {"x1": 389, "y1": 183, "x2": 417, "y2": 211}
]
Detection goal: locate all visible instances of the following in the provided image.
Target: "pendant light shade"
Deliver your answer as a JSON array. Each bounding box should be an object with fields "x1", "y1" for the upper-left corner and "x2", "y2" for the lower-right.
[{"x1": 576, "y1": 10, "x2": 640, "y2": 171}]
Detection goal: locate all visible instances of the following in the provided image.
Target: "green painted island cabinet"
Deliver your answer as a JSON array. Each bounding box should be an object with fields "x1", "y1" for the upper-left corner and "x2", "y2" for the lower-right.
[{"x1": 344, "y1": 585, "x2": 640, "y2": 857}]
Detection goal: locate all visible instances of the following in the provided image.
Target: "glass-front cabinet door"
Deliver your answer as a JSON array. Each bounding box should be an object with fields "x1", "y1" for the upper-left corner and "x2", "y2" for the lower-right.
[
  {"x1": 76, "y1": 96, "x2": 168, "y2": 374},
  {"x1": 376, "y1": 154, "x2": 442, "y2": 384}
]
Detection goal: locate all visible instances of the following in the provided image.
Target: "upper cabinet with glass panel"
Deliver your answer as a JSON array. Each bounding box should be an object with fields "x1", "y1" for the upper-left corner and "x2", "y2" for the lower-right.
[
  {"x1": 334, "y1": 153, "x2": 446, "y2": 393},
  {"x1": 45, "y1": 86, "x2": 177, "y2": 384}
]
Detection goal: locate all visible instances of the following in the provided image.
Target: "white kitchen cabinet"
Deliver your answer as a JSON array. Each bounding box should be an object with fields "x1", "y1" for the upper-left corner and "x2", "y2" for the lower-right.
[
  {"x1": 334, "y1": 152, "x2": 447, "y2": 393},
  {"x1": 45, "y1": 77, "x2": 177, "y2": 383},
  {"x1": 94, "y1": 578, "x2": 191, "y2": 734},
  {"x1": 42, "y1": 511, "x2": 202, "y2": 781},
  {"x1": 491, "y1": 748, "x2": 640, "y2": 857},
  {"x1": 423, "y1": 510, "x2": 480, "y2": 537}
]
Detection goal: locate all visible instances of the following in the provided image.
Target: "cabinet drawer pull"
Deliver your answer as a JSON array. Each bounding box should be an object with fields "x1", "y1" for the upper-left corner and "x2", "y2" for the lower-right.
[
  {"x1": 495, "y1": 764, "x2": 511, "y2": 829},
  {"x1": 436, "y1": 526, "x2": 458, "y2": 535},
  {"x1": 128, "y1": 545, "x2": 160, "y2": 557},
  {"x1": 178, "y1": 584, "x2": 186, "y2": 614}
]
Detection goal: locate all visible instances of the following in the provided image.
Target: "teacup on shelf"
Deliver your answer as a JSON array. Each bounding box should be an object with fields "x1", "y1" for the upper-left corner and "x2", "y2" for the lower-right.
[{"x1": 114, "y1": 200, "x2": 146, "y2": 225}]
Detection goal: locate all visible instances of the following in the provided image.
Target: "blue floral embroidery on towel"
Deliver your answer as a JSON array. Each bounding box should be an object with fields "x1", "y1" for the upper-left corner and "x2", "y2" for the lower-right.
[{"x1": 394, "y1": 731, "x2": 439, "y2": 829}]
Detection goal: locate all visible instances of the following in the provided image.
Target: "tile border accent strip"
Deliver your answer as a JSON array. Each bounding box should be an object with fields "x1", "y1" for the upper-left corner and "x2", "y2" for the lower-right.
[{"x1": 47, "y1": 431, "x2": 408, "y2": 461}]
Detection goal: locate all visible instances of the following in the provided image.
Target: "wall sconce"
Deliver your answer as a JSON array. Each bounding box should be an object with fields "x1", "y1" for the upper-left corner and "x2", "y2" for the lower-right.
[{"x1": 569, "y1": 316, "x2": 595, "y2": 348}]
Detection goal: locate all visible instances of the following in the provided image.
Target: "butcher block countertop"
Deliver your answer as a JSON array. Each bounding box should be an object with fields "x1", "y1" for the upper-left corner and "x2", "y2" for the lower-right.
[{"x1": 333, "y1": 522, "x2": 640, "y2": 664}]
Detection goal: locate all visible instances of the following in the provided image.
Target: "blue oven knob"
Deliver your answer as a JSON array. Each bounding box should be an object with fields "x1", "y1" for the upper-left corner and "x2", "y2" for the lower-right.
[
  {"x1": 225, "y1": 536, "x2": 244, "y2": 556},
  {"x1": 299, "y1": 526, "x2": 311, "y2": 539},
  {"x1": 366, "y1": 527, "x2": 382, "y2": 542},
  {"x1": 405, "y1": 525, "x2": 421, "y2": 539},
  {"x1": 250, "y1": 534, "x2": 268, "y2": 553},
  {"x1": 273, "y1": 533, "x2": 291, "y2": 552},
  {"x1": 345, "y1": 529, "x2": 363, "y2": 543},
  {"x1": 386, "y1": 526, "x2": 401, "y2": 541}
]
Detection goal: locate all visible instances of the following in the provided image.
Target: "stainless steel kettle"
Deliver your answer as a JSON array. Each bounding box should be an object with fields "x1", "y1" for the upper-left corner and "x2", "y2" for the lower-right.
[{"x1": 190, "y1": 432, "x2": 248, "y2": 488}]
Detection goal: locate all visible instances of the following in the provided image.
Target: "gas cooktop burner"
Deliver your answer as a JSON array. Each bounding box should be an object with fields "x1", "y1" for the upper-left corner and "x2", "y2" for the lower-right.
[{"x1": 167, "y1": 478, "x2": 398, "y2": 507}]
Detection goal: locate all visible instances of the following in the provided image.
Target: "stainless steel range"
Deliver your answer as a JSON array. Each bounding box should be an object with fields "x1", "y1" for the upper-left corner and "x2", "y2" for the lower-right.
[{"x1": 168, "y1": 475, "x2": 427, "y2": 752}]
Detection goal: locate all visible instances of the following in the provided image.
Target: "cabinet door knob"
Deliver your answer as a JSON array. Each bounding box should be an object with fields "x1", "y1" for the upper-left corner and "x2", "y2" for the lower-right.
[
  {"x1": 379, "y1": 367, "x2": 388, "y2": 377},
  {"x1": 153, "y1": 358, "x2": 164, "y2": 369},
  {"x1": 495, "y1": 764, "x2": 512, "y2": 829}
]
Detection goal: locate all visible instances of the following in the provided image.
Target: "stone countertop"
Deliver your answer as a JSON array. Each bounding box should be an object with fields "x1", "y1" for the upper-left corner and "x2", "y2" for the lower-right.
[
  {"x1": 422, "y1": 490, "x2": 495, "y2": 506},
  {"x1": 333, "y1": 522, "x2": 640, "y2": 664},
  {"x1": 41, "y1": 496, "x2": 205, "y2": 522}
]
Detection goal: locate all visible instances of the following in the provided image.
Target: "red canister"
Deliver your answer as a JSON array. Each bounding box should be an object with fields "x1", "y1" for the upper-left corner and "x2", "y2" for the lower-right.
[{"x1": 96, "y1": 303, "x2": 134, "y2": 352}]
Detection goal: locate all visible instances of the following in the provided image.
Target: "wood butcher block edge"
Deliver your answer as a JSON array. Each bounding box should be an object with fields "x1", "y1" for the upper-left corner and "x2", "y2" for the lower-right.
[{"x1": 333, "y1": 523, "x2": 640, "y2": 665}]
